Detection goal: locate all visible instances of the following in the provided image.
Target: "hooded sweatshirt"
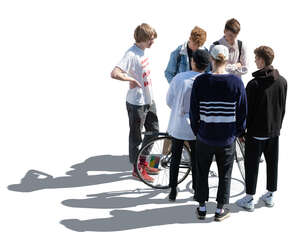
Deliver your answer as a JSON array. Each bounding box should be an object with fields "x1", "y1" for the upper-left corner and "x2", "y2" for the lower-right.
[{"x1": 246, "y1": 66, "x2": 287, "y2": 138}]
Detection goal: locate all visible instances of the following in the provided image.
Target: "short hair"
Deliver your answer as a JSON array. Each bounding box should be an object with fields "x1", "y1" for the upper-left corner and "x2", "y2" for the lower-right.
[
  {"x1": 134, "y1": 23, "x2": 157, "y2": 43},
  {"x1": 192, "y1": 49, "x2": 210, "y2": 71},
  {"x1": 189, "y1": 26, "x2": 207, "y2": 47},
  {"x1": 225, "y1": 18, "x2": 240, "y2": 34},
  {"x1": 254, "y1": 46, "x2": 274, "y2": 66}
]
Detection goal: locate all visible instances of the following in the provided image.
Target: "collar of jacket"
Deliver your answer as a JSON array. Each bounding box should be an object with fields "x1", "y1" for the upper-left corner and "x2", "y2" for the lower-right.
[{"x1": 179, "y1": 41, "x2": 189, "y2": 55}]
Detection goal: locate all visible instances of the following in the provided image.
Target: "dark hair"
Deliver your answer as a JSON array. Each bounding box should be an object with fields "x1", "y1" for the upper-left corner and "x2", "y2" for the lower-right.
[
  {"x1": 192, "y1": 49, "x2": 210, "y2": 71},
  {"x1": 254, "y1": 46, "x2": 274, "y2": 66},
  {"x1": 225, "y1": 18, "x2": 240, "y2": 34}
]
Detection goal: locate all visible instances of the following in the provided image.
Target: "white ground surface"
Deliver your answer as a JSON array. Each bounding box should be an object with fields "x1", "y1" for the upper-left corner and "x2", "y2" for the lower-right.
[{"x1": 1, "y1": 1, "x2": 299, "y2": 241}]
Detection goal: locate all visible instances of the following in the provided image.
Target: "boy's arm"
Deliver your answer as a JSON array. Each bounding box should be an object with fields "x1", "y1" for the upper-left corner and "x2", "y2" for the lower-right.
[
  {"x1": 111, "y1": 67, "x2": 141, "y2": 88},
  {"x1": 165, "y1": 49, "x2": 179, "y2": 83},
  {"x1": 189, "y1": 80, "x2": 200, "y2": 136}
]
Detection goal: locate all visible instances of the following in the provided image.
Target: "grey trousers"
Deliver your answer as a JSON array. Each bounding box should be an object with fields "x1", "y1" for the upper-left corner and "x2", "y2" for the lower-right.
[{"x1": 126, "y1": 101, "x2": 159, "y2": 165}]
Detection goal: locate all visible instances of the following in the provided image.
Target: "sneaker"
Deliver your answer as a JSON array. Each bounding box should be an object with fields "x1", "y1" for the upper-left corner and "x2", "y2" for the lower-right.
[
  {"x1": 260, "y1": 192, "x2": 274, "y2": 207},
  {"x1": 132, "y1": 168, "x2": 154, "y2": 183},
  {"x1": 141, "y1": 161, "x2": 159, "y2": 175},
  {"x1": 214, "y1": 208, "x2": 230, "y2": 222},
  {"x1": 168, "y1": 188, "x2": 177, "y2": 201},
  {"x1": 196, "y1": 207, "x2": 206, "y2": 220},
  {"x1": 236, "y1": 196, "x2": 255, "y2": 212}
]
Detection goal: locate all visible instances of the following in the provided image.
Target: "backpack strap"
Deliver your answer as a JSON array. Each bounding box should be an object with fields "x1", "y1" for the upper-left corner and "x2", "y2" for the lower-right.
[
  {"x1": 176, "y1": 51, "x2": 181, "y2": 73},
  {"x1": 238, "y1": 40, "x2": 242, "y2": 62},
  {"x1": 214, "y1": 40, "x2": 242, "y2": 62}
]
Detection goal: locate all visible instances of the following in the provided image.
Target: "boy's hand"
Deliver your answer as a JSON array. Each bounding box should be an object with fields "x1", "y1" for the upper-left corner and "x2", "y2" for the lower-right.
[{"x1": 129, "y1": 79, "x2": 142, "y2": 89}]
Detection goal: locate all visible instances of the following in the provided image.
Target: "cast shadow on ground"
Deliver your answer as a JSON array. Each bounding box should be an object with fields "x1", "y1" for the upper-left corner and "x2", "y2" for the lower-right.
[
  {"x1": 60, "y1": 178, "x2": 251, "y2": 232},
  {"x1": 60, "y1": 200, "x2": 254, "y2": 232},
  {"x1": 61, "y1": 178, "x2": 245, "y2": 210},
  {"x1": 7, "y1": 155, "x2": 133, "y2": 192}
]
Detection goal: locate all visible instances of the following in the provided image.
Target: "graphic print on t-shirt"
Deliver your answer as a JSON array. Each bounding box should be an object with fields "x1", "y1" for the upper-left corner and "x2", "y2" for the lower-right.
[{"x1": 141, "y1": 57, "x2": 151, "y2": 88}]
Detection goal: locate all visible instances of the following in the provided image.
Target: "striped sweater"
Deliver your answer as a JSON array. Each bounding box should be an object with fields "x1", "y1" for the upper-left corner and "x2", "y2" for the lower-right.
[{"x1": 189, "y1": 73, "x2": 247, "y2": 146}]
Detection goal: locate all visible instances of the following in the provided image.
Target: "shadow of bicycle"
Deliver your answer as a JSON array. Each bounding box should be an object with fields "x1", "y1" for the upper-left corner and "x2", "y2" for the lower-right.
[{"x1": 7, "y1": 155, "x2": 133, "y2": 192}]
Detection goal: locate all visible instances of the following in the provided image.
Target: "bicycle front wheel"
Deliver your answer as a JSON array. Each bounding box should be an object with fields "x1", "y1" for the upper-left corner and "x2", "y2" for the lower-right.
[
  {"x1": 135, "y1": 136, "x2": 191, "y2": 189},
  {"x1": 236, "y1": 139, "x2": 245, "y2": 181}
]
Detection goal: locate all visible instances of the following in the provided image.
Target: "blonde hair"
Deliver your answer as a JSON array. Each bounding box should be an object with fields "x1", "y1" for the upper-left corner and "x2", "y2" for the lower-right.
[
  {"x1": 212, "y1": 53, "x2": 227, "y2": 66},
  {"x1": 134, "y1": 23, "x2": 157, "y2": 43}
]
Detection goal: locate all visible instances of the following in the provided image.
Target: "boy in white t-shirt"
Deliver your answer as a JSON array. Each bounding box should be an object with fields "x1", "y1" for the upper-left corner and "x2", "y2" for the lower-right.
[{"x1": 111, "y1": 23, "x2": 159, "y2": 182}]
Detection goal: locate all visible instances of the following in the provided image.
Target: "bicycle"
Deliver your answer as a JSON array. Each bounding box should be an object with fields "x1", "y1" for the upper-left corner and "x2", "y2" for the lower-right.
[{"x1": 134, "y1": 132, "x2": 245, "y2": 189}]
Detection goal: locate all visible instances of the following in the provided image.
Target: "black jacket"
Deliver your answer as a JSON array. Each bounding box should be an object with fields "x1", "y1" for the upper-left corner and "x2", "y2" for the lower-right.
[{"x1": 246, "y1": 66, "x2": 287, "y2": 137}]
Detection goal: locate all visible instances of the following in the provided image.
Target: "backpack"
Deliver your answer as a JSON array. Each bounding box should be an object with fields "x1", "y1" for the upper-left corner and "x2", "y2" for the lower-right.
[{"x1": 213, "y1": 40, "x2": 242, "y2": 62}]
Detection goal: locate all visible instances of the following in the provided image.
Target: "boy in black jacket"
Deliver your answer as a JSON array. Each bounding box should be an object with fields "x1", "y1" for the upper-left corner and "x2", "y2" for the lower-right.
[{"x1": 237, "y1": 46, "x2": 287, "y2": 211}]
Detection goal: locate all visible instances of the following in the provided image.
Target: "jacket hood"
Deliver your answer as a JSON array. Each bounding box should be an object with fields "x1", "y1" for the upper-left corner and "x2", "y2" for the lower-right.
[{"x1": 252, "y1": 65, "x2": 279, "y2": 81}]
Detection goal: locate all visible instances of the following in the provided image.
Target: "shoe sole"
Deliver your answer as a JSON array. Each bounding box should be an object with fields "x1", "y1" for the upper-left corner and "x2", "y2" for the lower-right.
[
  {"x1": 132, "y1": 175, "x2": 154, "y2": 183},
  {"x1": 263, "y1": 201, "x2": 274, "y2": 207},
  {"x1": 215, "y1": 213, "x2": 230, "y2": 222},
  {"x1": 195, "y1": 209, "x2": 206, "y2": 220},
  {"x1": 236, "y1": 203, "x2": 254, "y2": 212}
]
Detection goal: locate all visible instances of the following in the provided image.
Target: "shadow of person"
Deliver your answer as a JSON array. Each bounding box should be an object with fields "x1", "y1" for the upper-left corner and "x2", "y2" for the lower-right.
[
  {"x1": 7, "y1": 155, "x2": 133, "y2": 192},
  {"x1": 62, "y1": 187, "x2": 193, "y2": 209},
  {"x1": 60, "y1": 202, "x2": 219, "y2": 232}
]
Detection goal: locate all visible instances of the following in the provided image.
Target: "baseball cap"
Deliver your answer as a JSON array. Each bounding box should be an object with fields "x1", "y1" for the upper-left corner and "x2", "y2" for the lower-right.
[{"x1": 210, "y1": 45, "x2": 229, "y2": 61}]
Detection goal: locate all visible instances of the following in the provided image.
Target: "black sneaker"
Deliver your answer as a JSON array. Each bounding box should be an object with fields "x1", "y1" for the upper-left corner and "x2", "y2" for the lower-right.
[
  {"x1": 168, "y1": 188, "x2": 177, "y2": 201},
  {"x1": 214, "y1": 208, "x2": 230, "y2": 222},
  {"x1": 196, "y1": 207, "x2": 206, "y2": 220}
]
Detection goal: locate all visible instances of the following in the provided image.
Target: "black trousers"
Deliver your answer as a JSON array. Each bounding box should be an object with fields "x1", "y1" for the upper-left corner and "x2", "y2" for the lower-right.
[
  {"x1": 194, "y1": 140, "x2": 235, "y2": 205},
  {"x1": 126, "y1": 102, "x2": 159, "y2": 165},
  {"x1": 169, "y1": 138, "x2": 196, "y2": 191},
  {"x1": 245, "y1": 136, "x2": 279, "y2": 195}
]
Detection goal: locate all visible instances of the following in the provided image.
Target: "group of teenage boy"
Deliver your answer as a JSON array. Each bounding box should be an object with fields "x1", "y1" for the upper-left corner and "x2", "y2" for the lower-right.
[{"x1": 110, "y1": 18, "x2": 287, "y2": 222}]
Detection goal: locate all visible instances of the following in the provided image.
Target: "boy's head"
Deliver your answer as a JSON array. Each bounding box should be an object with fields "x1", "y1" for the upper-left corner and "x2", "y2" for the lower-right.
[
  {"x1": 134, "y1": 23, "x2": 157, "y2": 48},
  {"x1": 254, "y1": 46, "x2": 274, "y2": 69},
  {"x1": 188, "y1": 26, "x2": 207, "y2": 51},
  {"x1": 191, "y1": 49, "x2": 210, "y2": 72},
  {"x1": 224, "y1": 18, "x2": 240, "y2": 45}
]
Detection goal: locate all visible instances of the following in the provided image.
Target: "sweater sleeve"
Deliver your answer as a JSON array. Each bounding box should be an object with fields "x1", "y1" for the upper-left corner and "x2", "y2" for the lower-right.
[
  {"x1": 166, "y1": 78, "x2": 176, "y2": 109},
  {"x1": 282, "y1": 78, "x2": 288, "y2": 123},
  {"x1": 189, "y1": 79, "x2": 200, "y2": 136},
  {"x1": 245, "y1": 80, "x2": 257, "y2": 133},
  {"x1": 236, "y1": 80, "x2": 247, "y2": 137}
]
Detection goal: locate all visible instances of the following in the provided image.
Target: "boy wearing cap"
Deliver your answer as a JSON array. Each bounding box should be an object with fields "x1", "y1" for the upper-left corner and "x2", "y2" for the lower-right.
[
  {"x1": 210, "y1": 18, "x2": 248, "y2": 78},
  {"x1": 165, "y1": 26, "x2": 208, "y2": 83},
  {"x1": 111, "y1": 23, "x2": 160, "y2": 182},
  {"x1": 236, "y1": 46, "x2": 287, "y2": 211},
  {"x1": 166, "y1": 50, "x2": 210, "y2": 201},
  {"x1": 190, "y1": 45, "x2": 247, "y2": 221}
]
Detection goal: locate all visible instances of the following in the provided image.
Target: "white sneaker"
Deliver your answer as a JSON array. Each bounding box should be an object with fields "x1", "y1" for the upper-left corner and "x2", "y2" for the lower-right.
[
  {"x1": 236, "y1": 195, "x2": 255, "y2": 212},
  {"x1": 260, "y1": 192, "x2": 274, "y2": 207}
]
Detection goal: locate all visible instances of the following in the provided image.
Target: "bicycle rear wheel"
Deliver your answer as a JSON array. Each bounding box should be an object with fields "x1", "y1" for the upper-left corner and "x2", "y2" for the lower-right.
[
  {"x1": 236, "y1": 139, "x2": 245, "y2": 181},
  {"x1": 135, "y1": 136, "x2": 191, "y2": 189}
]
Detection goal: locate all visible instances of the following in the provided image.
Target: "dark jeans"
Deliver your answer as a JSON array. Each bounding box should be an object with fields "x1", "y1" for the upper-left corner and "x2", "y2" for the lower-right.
[
  {"x1": 169, "y1": 138, "x2": 196, "y2": 191},
  {"x1": 194, "y1": 140, "x2": 235, "y2": 205},
  {"x1": 126, "y1": 102, "x2": 159, "y2": 165},
  {"x1": 245, "y1": 136, "x2": 279, "y2": 195}
]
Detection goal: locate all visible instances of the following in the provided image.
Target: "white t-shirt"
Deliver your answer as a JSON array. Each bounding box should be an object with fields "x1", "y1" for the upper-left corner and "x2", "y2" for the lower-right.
[
  {"x1": 166, "y1": 71, "x2": 202, "y2": 140},
  {"x1": 116, "y1": 44, "x2": 153, "y2": 105}
]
